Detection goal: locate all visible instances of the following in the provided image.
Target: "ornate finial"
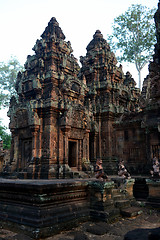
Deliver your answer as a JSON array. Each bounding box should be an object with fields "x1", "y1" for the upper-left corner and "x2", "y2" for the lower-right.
[
  {"x1": 93, "y1": 30, "x2": 103, "y2": 39},
  {"x1": 41, "y1": 17, "x2": 65, "y2": 40}
]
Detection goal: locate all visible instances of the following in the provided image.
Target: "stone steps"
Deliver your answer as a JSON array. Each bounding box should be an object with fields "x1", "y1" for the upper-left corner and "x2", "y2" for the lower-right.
[
  {"x1": 111, "y1": 188, "x2": 120, "y2": 195},
  {"x1": 115, "y1": 199, "x2": 131, "y2": 209},
  {"x1": 120, "y1": 206, "x2": 143, "y2": 217},
  {"x1": 113, "y1": 194, "x2": 126, "y2": 201},
  {"x1": 90, "y1": 207, "x2": 120, "y2": 222}
]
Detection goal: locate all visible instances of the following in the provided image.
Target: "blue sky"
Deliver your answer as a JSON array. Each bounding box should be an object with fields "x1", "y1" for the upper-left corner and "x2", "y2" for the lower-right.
[{"x1": 0, "y1": 0, "x2": 158, "y2": 127}]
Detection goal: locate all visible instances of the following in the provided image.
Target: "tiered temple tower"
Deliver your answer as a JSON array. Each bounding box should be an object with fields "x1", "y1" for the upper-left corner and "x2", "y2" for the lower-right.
[
  {"x1": 7, "y1": 18, "x2": 91, "y2": 178},
  {"x1": 80, "y1": 30, "x2": 140, "y2": 173}
]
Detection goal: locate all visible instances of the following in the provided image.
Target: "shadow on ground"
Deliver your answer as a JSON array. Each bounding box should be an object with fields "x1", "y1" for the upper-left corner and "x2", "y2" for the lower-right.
[{"x1": 124, "y1": 227, "x2": 160, "y2": 240}]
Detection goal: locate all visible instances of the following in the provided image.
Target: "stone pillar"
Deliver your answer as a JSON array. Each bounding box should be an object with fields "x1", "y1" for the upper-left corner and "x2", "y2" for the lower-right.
[
  {"x1": 146, "y1": 179, "x2": 160, "y2": 206},
  {"x1": 145, "y1": 128, "x2": 151, "y2": 163},
  {"x1": 85, "y1": 130, "x2": 90, "y2": 161},
  {"x1": 78, "y1": 139, "x2": 82, "y2": 171},
  {"x1": 97, "y1": 116, "x2": 102, "y2": 158},
  {"x1": 31, "y1": 126, "x2": 39, "y2": 159},
  {"x1": 61, "y1": 126, "x2": 70, "y2": 178},
  {"x1": 125, "y1": 179, "x2": 135, "y2": 199},
  {"x1": 88, "y1": 181, "x2": 119, "y2": 221},
  {"x1": 92, "y1": 132, "x2": 98, "y2": 163},
  {"x1": 62, "y1": 131, "x2": 69, "y2": 178},
  {"x1": 10, "y1": 130, "x2": 19, "y2": 171}
]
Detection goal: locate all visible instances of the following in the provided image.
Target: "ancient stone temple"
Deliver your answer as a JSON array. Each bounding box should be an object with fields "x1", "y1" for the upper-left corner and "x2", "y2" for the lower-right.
[
  {"x1": 7, "y1": 17, "x2": 92, "y2": 179},
  {"x1": 80, "y1": 30, "x2": 140, "y2": 174},
  {"x1": 4, "y1": 3, "x2": 160, "y2": 178}
]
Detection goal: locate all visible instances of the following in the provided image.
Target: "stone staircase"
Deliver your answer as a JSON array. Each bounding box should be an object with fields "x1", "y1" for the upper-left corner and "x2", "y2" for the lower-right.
[
  {"x1": 89, "y1": 179, "x2": 143, "y2": 223},
  {"x1": 111, "y1": 186, "x2": 143, "y2": 218}
]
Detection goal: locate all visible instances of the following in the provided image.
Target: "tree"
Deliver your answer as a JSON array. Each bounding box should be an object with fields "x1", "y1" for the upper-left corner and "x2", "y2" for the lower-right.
[
  {"x1": 108, "y1": 4, "x2": 156, "y2": 89},
  {"x1": 0, "y1": 125, "x2": 11, "y2": 149},
  {"x1": 0, "y1": 56, "x2": 23, "y2": 108}
]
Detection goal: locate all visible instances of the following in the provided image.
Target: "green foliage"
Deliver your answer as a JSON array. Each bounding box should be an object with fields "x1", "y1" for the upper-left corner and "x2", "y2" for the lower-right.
[
  {"x1": 0, "y1": 56, "x2": 23, "y2": 108},
  {"x1": 0, "y1": 125, "x2": 11, "y2": 149},
  {"x1": 108, "y1": 4, "x2": 156, "y2": 88}
]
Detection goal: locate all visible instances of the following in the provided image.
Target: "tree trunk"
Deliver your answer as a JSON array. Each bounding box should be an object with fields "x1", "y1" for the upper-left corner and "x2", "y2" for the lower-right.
[{"x1": 138, "y1": 70, "x2": 141, "y2": 90}]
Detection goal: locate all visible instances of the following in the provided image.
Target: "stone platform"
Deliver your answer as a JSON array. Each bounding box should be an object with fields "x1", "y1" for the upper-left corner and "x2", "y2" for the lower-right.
[
  {"x1": 0, "y1": 178, "x2": 90, "y2": 239},
  {"x1": 0, "y1": 177, "x2": 158, "y2": 239}
]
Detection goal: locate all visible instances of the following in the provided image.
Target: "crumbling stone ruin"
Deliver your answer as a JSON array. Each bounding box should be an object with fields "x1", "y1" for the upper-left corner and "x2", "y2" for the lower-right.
[{"x1": 3, "y1": 2, "x2": 160, "y2": 179}]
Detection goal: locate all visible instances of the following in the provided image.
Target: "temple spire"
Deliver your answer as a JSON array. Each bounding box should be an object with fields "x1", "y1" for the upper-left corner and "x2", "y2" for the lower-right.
[{"x1": 41, "y1": 17, "x2": 65, "y2": 40}]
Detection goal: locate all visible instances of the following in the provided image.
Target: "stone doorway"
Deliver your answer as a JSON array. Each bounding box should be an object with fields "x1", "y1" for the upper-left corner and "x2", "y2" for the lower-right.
[{"x1": 68, "y1": 140, "x2": 77, "y2": 168}]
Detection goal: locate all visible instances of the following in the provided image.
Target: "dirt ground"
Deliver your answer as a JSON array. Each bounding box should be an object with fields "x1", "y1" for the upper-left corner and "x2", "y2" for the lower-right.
[{"x1": 0, "y1": 207, "x2": 159, "y2": 240}]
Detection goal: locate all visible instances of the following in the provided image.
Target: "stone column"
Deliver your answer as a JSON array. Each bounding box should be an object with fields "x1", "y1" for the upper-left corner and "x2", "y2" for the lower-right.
[
  {"x1": 61, "y1": 126, "x2": 70, "y2": 178},
  {"x1": 31, "y1": 126, "x2": 39, "y2": 159},
  {"x1": 88, "y1": 181, "x2": 117, "y2": 221},
  {"x1": 91, "y1": 132, "x2": 98, "y2": 163},
  {"x1": 125, "y1": 179, "x2": 135, "y2": 199},
  {"x1": 97, "y1": 116, "x2": 102, "y2": 158},
  {"x1": 85, "y1": 130, "x2": 90, "y2": 161},
  {"x1": 145, "y1": 128, "x2": 151, "y2": 168},
  {"x1": 10, "y1": 130, "x2": 19, "y2": 171},
  {"x1": 78, "y1": 139, "x2": 82, "y2": 171},
  {"x1": 146, "y1": 179, "x2": 160, "y2": 205}
]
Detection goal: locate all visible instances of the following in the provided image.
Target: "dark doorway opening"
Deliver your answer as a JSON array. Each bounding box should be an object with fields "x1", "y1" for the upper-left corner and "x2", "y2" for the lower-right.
[{"x1": 68, "y1": 141, "x2": 77, "y2": 168}]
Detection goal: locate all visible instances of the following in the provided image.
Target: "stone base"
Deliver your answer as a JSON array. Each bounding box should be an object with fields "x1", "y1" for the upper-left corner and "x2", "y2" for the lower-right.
[
  {"x1": 146, "y1": 179, "x2": 160, "y2": 208},
  {"x1": 0, "y1": 178, "x2": 89, "y2": 239},
  {"x1": 0, "y1": 177, "x2": 157, "y2": 239}
]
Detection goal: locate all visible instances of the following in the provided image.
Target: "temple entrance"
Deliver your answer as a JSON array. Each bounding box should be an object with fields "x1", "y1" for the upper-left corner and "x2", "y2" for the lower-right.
[{"x1": 68, "y1": 141, "x2": 77, "y2": 168}]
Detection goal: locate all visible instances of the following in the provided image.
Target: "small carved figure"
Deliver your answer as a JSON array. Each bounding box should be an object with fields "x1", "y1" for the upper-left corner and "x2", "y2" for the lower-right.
[
  {"x1": 95, "y1": 158, "x2": 108, "y2": 181},
  {"x1": 150, "y1": 157, "x2": 160, "y2": 178},
  {"x1": 118, "y1": 160, "x2": 131, "y2": 179}
]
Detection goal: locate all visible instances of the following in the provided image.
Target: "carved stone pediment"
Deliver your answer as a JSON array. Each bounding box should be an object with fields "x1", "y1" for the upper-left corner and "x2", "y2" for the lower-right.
[{"x1": 61, "y1": 77, "x2": 88, "y2": 97}]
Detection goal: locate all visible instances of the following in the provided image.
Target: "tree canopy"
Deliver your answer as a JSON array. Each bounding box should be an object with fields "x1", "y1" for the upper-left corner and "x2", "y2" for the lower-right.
[
  {"x1": 0, "y1": 56, "x2": 23, "y2": 108},
  {"x1": 108, "y1": 4, "x2": 156, "y2": 89}
]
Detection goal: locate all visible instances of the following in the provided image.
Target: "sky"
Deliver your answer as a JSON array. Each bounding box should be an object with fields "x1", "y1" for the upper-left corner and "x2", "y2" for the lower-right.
[{"x1": 0, "y1": 0, "x2": 159, "y2": 128}]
